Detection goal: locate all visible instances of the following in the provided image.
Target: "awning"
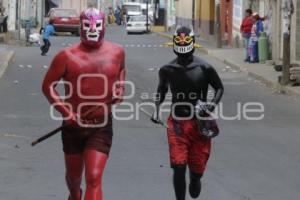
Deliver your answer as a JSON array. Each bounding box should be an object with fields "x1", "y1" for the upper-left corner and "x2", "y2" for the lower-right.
[
  {"x1": 45, "y1": 0, "x2": 58, "y2": 16},
  {"x1": 46, "y1": 0, "x2": 58, "y2": 8}
]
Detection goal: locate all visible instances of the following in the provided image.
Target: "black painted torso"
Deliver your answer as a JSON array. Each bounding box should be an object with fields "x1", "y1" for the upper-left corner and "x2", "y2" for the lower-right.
[{"x1": 156, "y1": 56, "x2": 223, "y2": 117}]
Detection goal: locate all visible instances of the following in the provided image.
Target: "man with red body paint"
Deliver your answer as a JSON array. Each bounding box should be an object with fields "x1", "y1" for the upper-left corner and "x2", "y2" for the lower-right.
[{"x1": 42, "y1": 8, "x2": 125, "y2": 200}]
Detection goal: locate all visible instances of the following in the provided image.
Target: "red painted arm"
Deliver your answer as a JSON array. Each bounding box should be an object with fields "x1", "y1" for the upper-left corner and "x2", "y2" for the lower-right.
[
  {"x1": 42, "y1": 50, "x2": 75, "y2": 120},
  {"x1": 113, "y1": 49, "x2": 126, "y2": 104}
]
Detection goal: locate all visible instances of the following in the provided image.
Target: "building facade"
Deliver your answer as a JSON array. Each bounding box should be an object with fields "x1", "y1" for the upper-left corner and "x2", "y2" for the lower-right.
[{"x1": 175, "y1": 0, "x2": 215, "y2": 38}]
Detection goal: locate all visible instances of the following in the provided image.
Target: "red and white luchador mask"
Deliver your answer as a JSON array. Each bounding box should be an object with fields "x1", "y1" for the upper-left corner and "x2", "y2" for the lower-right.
[{"x1": 80, "y1": 8, "x2": 105, "y2": 47}]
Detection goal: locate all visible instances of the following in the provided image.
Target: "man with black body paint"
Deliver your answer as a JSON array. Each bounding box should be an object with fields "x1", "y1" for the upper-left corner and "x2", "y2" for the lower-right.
[{"x1": 151, "y1": 26, "x2": 224, "y2": 200}]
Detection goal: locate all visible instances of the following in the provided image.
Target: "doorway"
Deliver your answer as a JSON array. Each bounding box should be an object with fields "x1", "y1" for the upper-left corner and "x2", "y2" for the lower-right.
[{"x1": 220, "y1": 0, "x2": 233, "y2": 45}]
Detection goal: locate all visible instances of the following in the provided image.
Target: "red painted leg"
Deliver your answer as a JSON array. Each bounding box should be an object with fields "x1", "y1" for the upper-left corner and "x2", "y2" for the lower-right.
[
  {"x1": 65, "y1": 154, "x2": 84, "y2": 200},
  {"x1": 84, "y1": 150, "x2": 108, "y2": 200}
]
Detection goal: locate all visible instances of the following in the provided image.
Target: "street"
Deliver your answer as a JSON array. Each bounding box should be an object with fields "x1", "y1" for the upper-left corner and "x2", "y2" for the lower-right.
[{"x1": 0, "y1": 25, "x2": 300, "y2": 200}]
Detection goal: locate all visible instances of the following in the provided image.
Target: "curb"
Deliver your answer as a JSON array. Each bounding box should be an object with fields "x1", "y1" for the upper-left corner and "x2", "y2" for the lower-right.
[
  {"x1": 0, "y1": 50, "x2": 15, "y2": 79},
  {"x1": 213, "y1": 56, "x2": 300, "y2": 98},
  {"x1": 155, "y1": 31, "x2": 173, "y2": 39}
]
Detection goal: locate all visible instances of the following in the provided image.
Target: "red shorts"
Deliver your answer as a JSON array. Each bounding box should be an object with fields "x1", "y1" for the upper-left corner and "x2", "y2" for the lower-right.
[
  {"x1": 167, "y1": 116, "x2": 211, "y2": 174},
  {"x1": 61, "y1": 116, "x2": 113, "y2": 155}
]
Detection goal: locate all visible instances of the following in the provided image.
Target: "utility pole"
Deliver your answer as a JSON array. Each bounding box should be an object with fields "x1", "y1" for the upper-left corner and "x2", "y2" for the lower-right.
[
  {"x1": 18, "y1": 0, "x2": 21, "y2": 40},
  {"x1": 146, "y1": 0, "x2": 149, "y2": 33},
  {"x1": 216, "y1": 0, "x2": 222, "y2": 48},
  {"x1": 97, "y1": 0, "x2": 101, "y2": 10},
  {"x1": 192, "y1": 0, "x2": 195, "y2": 29},
  {"x1": 41, "y1": 0, "x2": 45, "y2": 26},
  {"x1": 281, "y1": 0, "x2": 294, "y2": 85},
  {"x1": 164, "y1": 0, "x2": 168, "y2": 32}
]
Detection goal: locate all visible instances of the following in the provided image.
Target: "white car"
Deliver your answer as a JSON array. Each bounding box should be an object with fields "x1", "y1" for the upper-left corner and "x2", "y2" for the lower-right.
[
  {"x1": 126, "y1": 15, "x2": 150, "y2": 34},
  {"x1": 122, "y1": 2, "x2": 143, "y2": 22}
]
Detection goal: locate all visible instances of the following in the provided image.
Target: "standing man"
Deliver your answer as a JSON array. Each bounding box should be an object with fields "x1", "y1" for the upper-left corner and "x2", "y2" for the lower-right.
[
  {"x1": 240, "y1": 9, "x2": 253, "y2": 62},
  {"x1": 151, "y1": 26, "x2": 224, "y2": 200},
  {"x1": 40, "y1": 20, "x2": 55, "y2": 56},
  {"x1": 42, "y1": 8, "x2": 125, "y2": 200}
]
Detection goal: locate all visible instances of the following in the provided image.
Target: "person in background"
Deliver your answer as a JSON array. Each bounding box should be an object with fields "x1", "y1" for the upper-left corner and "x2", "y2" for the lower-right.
[
  {"x1": 108, "y1": 7, "x2": 115, "y2": 24},
  {"x1": 0, "y1": 7, "x2": 8, "y2": 33},
  {"x1": 40, "y1": 20, "x2": 55, "y2": 56},
  {"x1": 114, "y1": 6, "x2": 122, "y2": 25},
  {"x1": 249, "y1": 12, "x2": 264, "y2": 63},
  {"x1": 121, "y1": 7, "x2": 127, "y2": 26},
  {"x1": 240, "y1": 9, "x2": 253, "y2": 62}
]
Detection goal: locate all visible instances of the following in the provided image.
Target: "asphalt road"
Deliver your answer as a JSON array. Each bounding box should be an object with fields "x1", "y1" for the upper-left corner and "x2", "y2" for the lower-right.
[{"x1": 0, "y1": 26, "x2": 299, "y2": 200}]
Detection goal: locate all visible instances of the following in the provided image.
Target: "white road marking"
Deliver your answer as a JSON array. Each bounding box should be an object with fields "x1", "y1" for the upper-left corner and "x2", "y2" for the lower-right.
[
  {"x1": 43, "y1": 65, "x2": 48, "y2": 69},
  {"x1": 223, "y1": 81, "x2": 246, "y2": 85},
  {"x1": 123, "y1": 44, "x2": 168, "y2": 48},
  {"x1": 28, "y1": 93, "x2": 38, "y2": 96},
  {"x1": 0, "y1": 133, "x2": 29, "y2": 139},
  {"x1": 18, "y1": 65, "x2": 24, "y2": 68},
  {"x1": 148, "y1": 68, "x2": 155, "y2": 71},
  {"x1": 27, "y1": 65, "x2": 32, "y2": 68}
]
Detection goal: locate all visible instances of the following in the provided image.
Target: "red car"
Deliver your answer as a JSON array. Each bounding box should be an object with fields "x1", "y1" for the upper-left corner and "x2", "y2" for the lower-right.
[{"x1": 47, "y1": 8, "x2": 80, "y2": 35}]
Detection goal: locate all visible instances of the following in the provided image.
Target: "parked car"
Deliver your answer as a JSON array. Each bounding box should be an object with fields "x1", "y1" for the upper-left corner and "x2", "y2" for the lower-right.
[
  {"x1": 126, "y1": 15, "x2": 150, "y2": 34},
  {"x1": 47, "y1": 8, "x2": 80, "y2": 35}
]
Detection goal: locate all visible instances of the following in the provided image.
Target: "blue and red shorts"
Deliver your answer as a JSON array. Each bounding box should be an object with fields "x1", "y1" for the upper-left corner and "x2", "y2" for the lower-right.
[{"x1": 167, "y1": 116, "x2": 211, "y2": 174}]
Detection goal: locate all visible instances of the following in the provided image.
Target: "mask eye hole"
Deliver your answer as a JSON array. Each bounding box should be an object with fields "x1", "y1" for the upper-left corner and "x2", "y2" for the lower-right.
[
  {"x1": 174, "y1": 36, "x2": 182, "y2": 44},
  {"x1": 185, "y1": 36, "x2": 193, "y2": 43},
  {"x1": 96, "y1": 22, "x2": 102, "y2": 28},
  {"x1": 84, "y1": 23, "x2": 90, "y2": 28}
]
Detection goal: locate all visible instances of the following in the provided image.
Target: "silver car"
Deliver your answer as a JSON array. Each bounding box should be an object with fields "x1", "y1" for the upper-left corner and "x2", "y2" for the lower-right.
[{"x1": 126, "y1": 15, "x2": 151, "y2": 34}]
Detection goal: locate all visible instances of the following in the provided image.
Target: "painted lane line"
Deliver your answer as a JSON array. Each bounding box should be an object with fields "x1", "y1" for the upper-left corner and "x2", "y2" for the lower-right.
[{"x1": 223, "y1": 81, "x2": 246, "y2": 85}]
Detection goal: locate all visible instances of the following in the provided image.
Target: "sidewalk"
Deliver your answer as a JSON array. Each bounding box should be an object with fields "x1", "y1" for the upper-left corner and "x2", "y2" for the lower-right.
[
  {"x1": 0, "y1": 45, "x2": 15, "y2": 79},
  {"x1": 155, "y1": 31, "x2": 300, "y2": 98}
]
